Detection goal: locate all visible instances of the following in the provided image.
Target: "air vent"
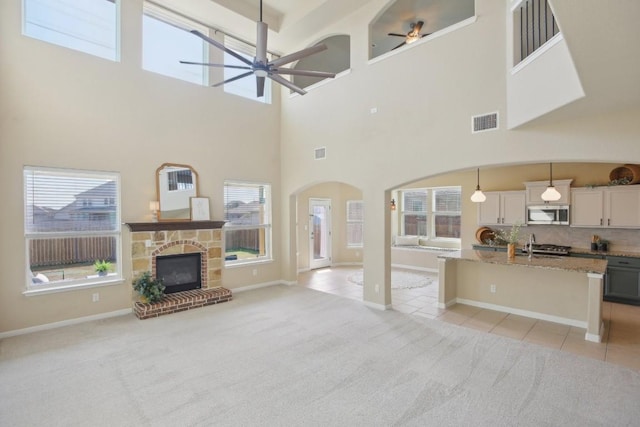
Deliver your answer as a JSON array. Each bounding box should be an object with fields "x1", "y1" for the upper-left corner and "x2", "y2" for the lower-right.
[
  {"x1": 472, "y1": 112, "x2": 499, "y2": 133},
  {"x1": 314, "y1": 147, "x2": 326, "y2": 160}
]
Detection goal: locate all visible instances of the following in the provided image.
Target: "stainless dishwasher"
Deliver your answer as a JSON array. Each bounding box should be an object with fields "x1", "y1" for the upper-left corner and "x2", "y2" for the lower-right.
[{"x1": 605, "y1": 256, "x2": 640, "y2": 306}]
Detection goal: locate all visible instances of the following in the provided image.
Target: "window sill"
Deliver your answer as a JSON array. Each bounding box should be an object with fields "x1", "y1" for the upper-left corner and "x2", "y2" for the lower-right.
[
  {"x1": 224, "y1": 258, "x2": 274, "y2": 269},
  {"x1": 23, "y1": 277, "x2": 124, "y2": 297}
]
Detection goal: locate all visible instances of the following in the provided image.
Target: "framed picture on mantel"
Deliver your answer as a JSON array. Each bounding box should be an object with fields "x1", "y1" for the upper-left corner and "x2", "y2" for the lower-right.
[{"x1": 190, "y1": 197, "x2": 210, "y2": 221}]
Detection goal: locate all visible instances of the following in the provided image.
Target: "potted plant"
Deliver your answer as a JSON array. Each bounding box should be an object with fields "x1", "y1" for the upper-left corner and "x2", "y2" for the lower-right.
[
  {"x1": 494, "y1": 223, "x2": 521, "y2": 260},
  {"x1": 132, "y1": 271, "x2": 165, "y2": 303},
  {"x1": 94, "y1": 260, "x2": 112, "y2": 276}
]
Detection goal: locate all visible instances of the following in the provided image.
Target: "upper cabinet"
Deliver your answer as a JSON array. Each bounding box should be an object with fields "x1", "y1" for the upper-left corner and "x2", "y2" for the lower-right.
[
  {"x1": 524, "y1": 179, "x2": 573, "y2": 205},
  {"x1": 571, "y1": 186, "x2": 640, "y2": 228},
  {"x1": 478, "y1": 191, "x2": 526, "y2": 226}
]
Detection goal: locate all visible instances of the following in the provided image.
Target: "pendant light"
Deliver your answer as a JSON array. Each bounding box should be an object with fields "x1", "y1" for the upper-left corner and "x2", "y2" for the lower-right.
[
  {"x1": 541, "y1": 162, "x2": 562, "y2": 201},
  {"x1": 470, "y1": 168, "x2": 486, "y2": 203}
]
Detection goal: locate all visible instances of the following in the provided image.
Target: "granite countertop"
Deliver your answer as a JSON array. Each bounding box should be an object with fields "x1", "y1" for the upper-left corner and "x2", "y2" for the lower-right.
[
  {"x1": 472, "y1": 244, "x2": 640, "y2": 259},
  {"x1": 439, "y1": 249, "x2": 607, "y2": 275}
]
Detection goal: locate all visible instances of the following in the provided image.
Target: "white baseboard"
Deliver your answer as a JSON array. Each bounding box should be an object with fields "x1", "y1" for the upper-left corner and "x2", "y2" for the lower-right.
[
  {"x1": 391, "y1": 263, "x2": 439, "y2": 274},
  {"x1": 437, "y1": 299, "x2": 457, "y2": 309},
  {"x1": 0, "y1": 308, "x2": 132, "y2": 339},
  {"x1": 455, "y1": 298, "x2": 587, "y2": 329},
  {"x1": 332, "y1": 262, "x2": 363, "y2": 267},
  {"x1": 231, "y1": 280, "x2": 284, "y2": 293}
]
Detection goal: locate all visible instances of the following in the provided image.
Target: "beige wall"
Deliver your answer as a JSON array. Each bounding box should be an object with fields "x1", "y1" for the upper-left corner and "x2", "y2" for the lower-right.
[
  {"x1": 279, "y1": 0, "x2": 640, "y2": 307},
  {"x1": 0, "y1": 0, "x2": 281, "y2": 332}
]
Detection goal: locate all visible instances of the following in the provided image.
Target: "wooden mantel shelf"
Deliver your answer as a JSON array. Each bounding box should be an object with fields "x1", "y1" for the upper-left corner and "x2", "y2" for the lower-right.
[{"x1": 125, "y1": 221, "x2": 226, "y2": 232}]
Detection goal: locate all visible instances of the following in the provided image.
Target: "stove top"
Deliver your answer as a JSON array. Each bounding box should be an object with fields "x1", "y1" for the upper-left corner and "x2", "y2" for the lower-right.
[{"x1": 525, "y1": 243, "x2": 571, "y2": 256}]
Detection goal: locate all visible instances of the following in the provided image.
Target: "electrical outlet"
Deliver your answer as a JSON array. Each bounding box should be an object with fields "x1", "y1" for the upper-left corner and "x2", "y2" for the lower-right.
[
  {"x1": 92, "y1": 293, "x2": 100, "y2": 302},
  {"x1": 355, "y1": 251, "x2": 360, "y2": 257},
  {"x1": 375, "y1": 284, "x2": 380, "y2": 293},
  {"x1": 252, "y1": 269, "x2": 258, "y2": 276},
  {"x1": 490, "y1": 284, "x2": 496, "y2": 293},
  {"x1": 145, "y1": 239, "x2": 152, "y2": 248}
]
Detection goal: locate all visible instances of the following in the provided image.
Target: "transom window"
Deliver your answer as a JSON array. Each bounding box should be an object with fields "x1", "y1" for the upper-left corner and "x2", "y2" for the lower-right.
[
  {"x1": 143, "y1": 2, "x2": 208, "y2": 85},
  {"x1": 400, "y1": 187, "x2": 461, "y2": 241},
  {"x1": 24, "y1": 166, "x2": 122, "y2": 292},
  {"x1": 224, "y1": 181, "x2": 272, "y2": 265},
  {"x1": 23, "y1": 0, "x2": 119, "y2": 61}
]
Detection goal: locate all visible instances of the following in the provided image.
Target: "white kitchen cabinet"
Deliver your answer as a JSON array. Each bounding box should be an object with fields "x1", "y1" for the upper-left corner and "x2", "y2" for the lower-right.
[
  {"x1": 571, "y1": 186, "x2": 640, "y2": 228},
  {"x1": 524, "y1": 179, "x2": 573, "y2": 205},
  {"x1": 478, "y1": 191, "x2": 526, "y2": 226}
]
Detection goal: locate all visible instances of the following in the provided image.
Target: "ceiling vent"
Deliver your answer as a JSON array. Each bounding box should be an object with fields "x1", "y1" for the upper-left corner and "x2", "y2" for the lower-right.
[
  {"x1": 472, "y1": 112, "x2": 499, "y2": 133},
  {"x1": 314, "y1": 147, "x2": 326, "y2": 160}
]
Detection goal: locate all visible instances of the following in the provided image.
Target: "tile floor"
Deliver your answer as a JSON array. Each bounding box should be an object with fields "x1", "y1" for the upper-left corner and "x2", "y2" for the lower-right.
[{"x1": 297, "y1": 265, "x2": 640, "y2": 371}]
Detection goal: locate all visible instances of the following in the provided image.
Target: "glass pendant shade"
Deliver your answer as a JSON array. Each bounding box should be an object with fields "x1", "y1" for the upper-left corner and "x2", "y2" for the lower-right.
[
  {"x1": 471, "y1": 189, "x2": 487, "y2": 203},
  {"x1": 471, "y1": 168, "x2": 486, "y2": 203},
  {"x1": 541, "y1": 162, "x2": 561, "y2": 201},
  {"x1": 541, "y1": 185, "x2": 561, "y2": 201}
]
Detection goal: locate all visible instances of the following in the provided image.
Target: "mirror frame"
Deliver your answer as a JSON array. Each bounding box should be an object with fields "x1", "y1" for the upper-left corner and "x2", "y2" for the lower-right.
[{"x1": 155, "y1": 163, "x2": 199, "y2": 222}]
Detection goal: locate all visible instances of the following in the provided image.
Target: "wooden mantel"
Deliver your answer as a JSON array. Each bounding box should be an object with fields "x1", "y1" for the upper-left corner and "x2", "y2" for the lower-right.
[{"x1": 125, "y1": 221, "x2": 226, "y2": 232}]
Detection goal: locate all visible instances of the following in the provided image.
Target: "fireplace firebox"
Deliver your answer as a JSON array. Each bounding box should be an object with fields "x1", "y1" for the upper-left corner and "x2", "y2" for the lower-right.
[{"x1": 156, "y1": 253, "x2": 202, "y2": 294}]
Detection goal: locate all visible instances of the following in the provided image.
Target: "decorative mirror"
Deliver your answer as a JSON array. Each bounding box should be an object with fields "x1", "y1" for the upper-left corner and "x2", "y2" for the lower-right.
[{"x1": 156, "y1": 163, "x2": 199, "y2": 221}]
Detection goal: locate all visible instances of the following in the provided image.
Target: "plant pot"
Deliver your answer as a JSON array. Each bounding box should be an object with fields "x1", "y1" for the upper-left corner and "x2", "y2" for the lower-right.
[
  {"x1": 507, "y1": 243, "x2": 516, "y2": 260},
  {"x1": 97, "y1": 271, "x2": 107, "y2": 277}
]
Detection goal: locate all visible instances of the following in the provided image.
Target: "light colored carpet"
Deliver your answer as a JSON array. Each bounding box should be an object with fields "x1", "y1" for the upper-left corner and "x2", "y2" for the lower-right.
[
  {"x1": 347, "y1": 270, "x2": 436, "y2": 289},
  {"x1": 1, "y1": 285, "x2": 639, "y2": 426}
]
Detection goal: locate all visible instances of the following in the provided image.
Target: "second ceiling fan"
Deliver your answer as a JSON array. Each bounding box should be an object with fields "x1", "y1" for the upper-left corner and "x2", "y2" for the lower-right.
[
  {"x1": 180, "y1": 0, "x2": 335, "y2": 97},
  {"x1": 388, "y1": 20, "x2": 431, "y2": 50}
]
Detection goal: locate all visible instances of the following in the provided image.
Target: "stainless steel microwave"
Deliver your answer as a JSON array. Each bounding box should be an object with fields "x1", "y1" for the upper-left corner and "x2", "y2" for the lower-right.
[{"x1": 526, "y1": 205, "x2": 570, "y2": 225}]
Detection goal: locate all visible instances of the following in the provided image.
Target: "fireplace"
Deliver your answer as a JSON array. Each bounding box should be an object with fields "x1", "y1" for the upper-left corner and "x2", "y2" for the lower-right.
[{"x1": 156, "y1": 253, "x2": 201, "y2": 294}]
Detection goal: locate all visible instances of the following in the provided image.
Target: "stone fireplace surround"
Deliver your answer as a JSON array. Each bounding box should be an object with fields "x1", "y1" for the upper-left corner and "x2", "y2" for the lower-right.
[{"x1": 126, "y1": 221, "x2": 232, "y2": 319}]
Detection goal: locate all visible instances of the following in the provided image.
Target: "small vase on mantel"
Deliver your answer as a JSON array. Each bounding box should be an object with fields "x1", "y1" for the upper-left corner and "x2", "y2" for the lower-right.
[{"x1": 507, "y1": 243, "x2": 516, "y2": 260}]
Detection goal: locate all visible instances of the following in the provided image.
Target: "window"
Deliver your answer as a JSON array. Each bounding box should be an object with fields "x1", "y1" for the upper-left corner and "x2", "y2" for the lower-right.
[
  {"x1": 346, "y1": 200, "x2": 364, "y2": 247},
  {"x1": 433, "y1": 188, "x2": 461, "y2": 239},
  {"x1": 402, "y1": 190, "x2": 428, "y2": 236},
  {"x1": 23, "y1": 0, "x2": 119, "y2": 61},
  {"x1": 224, "y1": 181, "x2": 272, "y2": 265},
  {"x1": 223, "y1": 36, "x2": 271, "y2": 103},
  {"x1": 400, "y1": 187, "x2": 461, "y2": 241},
  {"x1": 143, "y1": 3, "x2": 208, "y2": 85},
  {"x1": 24, "y1": 167, "x2": 121, "y2": 291}
]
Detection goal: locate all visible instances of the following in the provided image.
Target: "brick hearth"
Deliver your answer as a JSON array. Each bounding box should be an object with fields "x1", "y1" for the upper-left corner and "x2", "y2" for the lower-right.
[
  {"x1": 134, "y1": 287, "x2": 232, "y2": 319},
  {"x1": 126, "y1": 221, "x2": 230, "y2": 320}
]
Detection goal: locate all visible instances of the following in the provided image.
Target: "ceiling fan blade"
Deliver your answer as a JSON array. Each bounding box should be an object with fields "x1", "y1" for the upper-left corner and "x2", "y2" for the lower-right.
[
  {"x1": 388, "y1": 33, "x2": 407, "y2": 37},
  {"x1": 391, "y1": 41, "x2": 406, "y2": 51},
  {"x1": 256, "y1": 21, "x2": 268, "y2": 64},
  {"x1": 274, "y1": 69, "x2": 336, "y2": 78},
  {"x1": 269, "y1": 44, "x2": 327, "y2": 68},
  {"x1": 256, "y1": 76, "x2": 265, "y2": 98},
  {"x1": 269, "y1": 73, "x2": 307, "y2": 96},
  {"x1": 189, "y1": 30, "x2": 253, "y2": 67},
  {"x1": 420, "y1": 33, "x2": 432, "y2": 38},
  {"x1": 180, "y1": 61, "x2": 252, "y2": 70},
  {"x1": 212, "y1": 71, "x2": 254, "y2": 88}
]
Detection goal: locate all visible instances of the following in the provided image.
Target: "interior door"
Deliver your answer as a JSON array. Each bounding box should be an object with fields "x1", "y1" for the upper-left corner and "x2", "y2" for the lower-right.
[{"x1": 309, "y1": 199, "x2": 332, "y2": 269}]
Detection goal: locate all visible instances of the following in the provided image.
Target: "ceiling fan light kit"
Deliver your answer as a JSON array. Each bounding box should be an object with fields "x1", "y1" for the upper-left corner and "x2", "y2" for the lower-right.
[
  {"x1": 388, "y1": 20, "x2": 431, "y2": 51},
  {"x1": 180, "y1": 0, "x2": 335, "y2": 97}
]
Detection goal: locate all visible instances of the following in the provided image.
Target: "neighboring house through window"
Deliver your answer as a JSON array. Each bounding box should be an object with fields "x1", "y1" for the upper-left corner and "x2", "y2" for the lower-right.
[
  {"x1": 23, "y1": 0, "x2": 119, "y2": 61},
  {"x1": 346, "y1": 200, "x2": 364, "y2": 247},
  {"x1": 24, "y1": 167, "x2": 122, "y2": 291},
  {"x1": 224, "y1": 181, "x2": 272, "y2": 264}
]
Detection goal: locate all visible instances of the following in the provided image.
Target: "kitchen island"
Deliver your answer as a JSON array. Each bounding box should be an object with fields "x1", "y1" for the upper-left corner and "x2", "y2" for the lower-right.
[{"x1": 437, "y1": 250, "x2": 607, "y2": 342}]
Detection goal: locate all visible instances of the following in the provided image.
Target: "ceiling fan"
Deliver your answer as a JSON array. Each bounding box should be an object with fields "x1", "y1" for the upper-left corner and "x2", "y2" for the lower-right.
[
  {"x1": 180, "y1": 0, "x2": 336, "y2": 97},
  {"x1": 388, "y1": 20, "x2": 431, "y2": 50}
]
